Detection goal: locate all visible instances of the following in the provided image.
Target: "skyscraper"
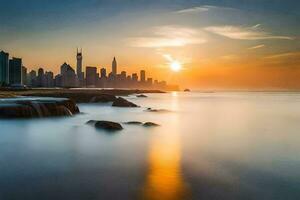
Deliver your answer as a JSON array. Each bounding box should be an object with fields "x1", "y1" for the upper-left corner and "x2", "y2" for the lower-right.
[
  {"x1": 100, "y1": 68, "x2": 107, "y2": 78},
  {"x1": 22, "y1": 66, "x2": 27, "y2": 85},
  {"x1": 86, "y1": 66, "x2": 97, "y2": 87},
  {"x1": 140, "y1": 70, "x2": 146, "y2": 82},
  {"x1": 60, "y1": 62, "x2": 77, "y2": 87},
  {"x1": 112, "y1": 57, "x2": 117, "y2": 76},
  {"x1": 76, "y1": 48, "x2": 84, "y2": 86},
  {"x1": 76, "y1": 48, "x2": 83, "y2": 75},
  {"x1": 9, "y1": 57, "x2": 22, "y2": 85},
  {"x1": 0, "y1": 51, "x2": 9, "y2": 85}
]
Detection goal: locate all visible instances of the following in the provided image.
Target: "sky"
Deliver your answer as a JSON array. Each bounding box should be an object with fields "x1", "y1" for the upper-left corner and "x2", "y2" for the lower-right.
[{"x1": 0, "y1": 0, "x2": 300, "y2": 89}]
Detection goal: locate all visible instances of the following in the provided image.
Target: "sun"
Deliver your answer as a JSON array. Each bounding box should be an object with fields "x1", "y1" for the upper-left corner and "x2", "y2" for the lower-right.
[{"x1": 170, "y1": 61, "x2": 182, "y2": 72}]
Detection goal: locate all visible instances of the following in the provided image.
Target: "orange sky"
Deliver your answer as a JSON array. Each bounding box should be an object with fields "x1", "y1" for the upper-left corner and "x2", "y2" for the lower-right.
[{"x1": 1, "y1": 3, "x2": 299, "y2": 89}]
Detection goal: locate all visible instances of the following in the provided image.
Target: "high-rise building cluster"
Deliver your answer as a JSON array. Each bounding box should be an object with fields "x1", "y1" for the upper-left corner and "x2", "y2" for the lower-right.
[{"x1": 0, "y1": 49, "x2": 178, "y2": 90}]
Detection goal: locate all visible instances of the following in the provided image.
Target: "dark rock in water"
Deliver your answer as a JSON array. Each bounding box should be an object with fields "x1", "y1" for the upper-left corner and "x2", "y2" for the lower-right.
[
  {"x1": 0, "y1": 97, "x2": 79, "y2": 118},
  {"x1": 89, "y1": 94, "x2": 117, "y2": 103},
  {"x1": 145, "y1": 108, "x2": 169, "y2": 113},
  {"x1": 124, "y1": 121, "x2": 143, "y2": 125},
  {"x1": 184, "y1": 89, "x2": 191, "y2": 92},
  {"x1": 136, "y1": 94, "x2": 147, "y2": 98},
  {"x1": 87, "y1": 120, "x2": 123, "y2": 131},
  {"x1": 143, "y1": 122, "x2": 160, "y2": 127},
  {"x1": 112, "y1": 97, "x2": 139, "y2": 107}
]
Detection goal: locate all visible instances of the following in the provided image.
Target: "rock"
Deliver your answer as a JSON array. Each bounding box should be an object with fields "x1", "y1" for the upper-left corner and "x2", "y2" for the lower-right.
[
  {"x1": 87, "y1": 120, "x2": 123, "y2": 131},
  {"x1": 136, "y1": 94, "x2": 147, "y2": 98},
  {"x1": 143, "y1": 122, "x2": 160, "y2": 127},
  {"x1": 89, "y1": 94, "x2": 117, "y2": 103},
  {"x1": 124, "y1": 121, "x2": 143, "y2": 125},
  {"x1": 145, "y1": 108, "x2": 169, "y2": 113},
  {"x1": 0, "y1": 97, "x2": 79, "y2": 118},
  {"x1": 184, "y1": 89, "x2": 191, "y2": 92},
  {"x1": 112, "y1": 97, "x2": 139, "y2": 107}
]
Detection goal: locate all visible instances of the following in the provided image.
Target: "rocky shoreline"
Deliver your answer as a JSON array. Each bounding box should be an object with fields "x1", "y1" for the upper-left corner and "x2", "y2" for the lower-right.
[
  {"x1": 0, "y1": 88, "x2": 165, "y2": 102},
  {"x1": 0, "y1": 88, "x2": 164, "y2": 119},
  {"x1": 0, "y1": 98, "x2": 79, "y2": 118}
]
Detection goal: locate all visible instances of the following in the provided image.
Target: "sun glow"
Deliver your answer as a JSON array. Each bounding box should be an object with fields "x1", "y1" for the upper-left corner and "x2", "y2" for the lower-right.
[{"x1": 170, "y1": 61, "x2": 182, "y2": 72}]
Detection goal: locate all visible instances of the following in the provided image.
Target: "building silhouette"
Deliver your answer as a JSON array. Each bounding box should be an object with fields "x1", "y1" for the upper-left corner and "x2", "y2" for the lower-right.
[
  {"x1": 0, "y1": 49, "x2": 178, "y2": 90},
  {"x1": 76, "y1": 48, "x2": 84, "y2": 86},
  {"x1": 140, "y1": 70, "x2": 146, "y2": 82},
  {"x1": 27, "y1": 70, "x2": 37, "y2": 86},
  {"x1": 60, "y1": 62, "x2": 78, "y2": 87},
  {"x1": 9, "y1": 57, "x2": 22, "y2": 85},
  {"x1": 86, "y1": 66, "x2": 97, "y2": 87},
  {"x1": 112, "y1": 57, "x2": 117, "y2": 76},
  {"x1": 22, "y1": 66, "x2": 27, "y2": 85},
  {"x1": 0, "y1": 51, "x2": 9, "y2": 85}
]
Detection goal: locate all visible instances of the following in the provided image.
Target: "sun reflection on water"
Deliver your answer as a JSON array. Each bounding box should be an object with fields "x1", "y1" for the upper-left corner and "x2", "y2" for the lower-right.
[{"x1": 141, "y1": 93, "x2": 190, "y2": 200}]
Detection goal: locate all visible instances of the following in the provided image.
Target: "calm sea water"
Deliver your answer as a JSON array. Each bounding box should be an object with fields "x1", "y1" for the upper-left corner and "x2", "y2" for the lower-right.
[{"x1": 1, "y1": 92, "x2": 300, "y2": 200}]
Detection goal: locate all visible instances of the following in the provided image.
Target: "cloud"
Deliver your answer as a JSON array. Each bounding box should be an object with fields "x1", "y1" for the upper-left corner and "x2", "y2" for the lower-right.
[
  {"x1": 264, "y1": 52, "x2": 300, "y2": 59},
  {"x1": 248, "y1": 44, "x2": 265, "y2": 50},
  {"x1": 204, "y1": 25, "x2": 293, "y2": 40},
  {"x1": 127, "y1": 26, "x2": 206, "y2": 48},
  {"x1": 175, "y1": 5, "x2": 235, "y2": 14},
  {"x1": 175, "y1": 6, "x2": 210, "y2": 14}
]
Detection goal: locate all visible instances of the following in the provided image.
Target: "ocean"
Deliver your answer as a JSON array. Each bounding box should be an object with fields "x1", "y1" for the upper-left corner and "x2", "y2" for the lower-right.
[{"x1": 1, "y1": 92, "x2": 300, "y2": 200}]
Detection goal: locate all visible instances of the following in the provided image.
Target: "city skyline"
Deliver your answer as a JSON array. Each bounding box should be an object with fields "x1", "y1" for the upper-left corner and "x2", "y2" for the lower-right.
[{"x1": 0, "y1": 48, "x2": 176, "y2": 90}]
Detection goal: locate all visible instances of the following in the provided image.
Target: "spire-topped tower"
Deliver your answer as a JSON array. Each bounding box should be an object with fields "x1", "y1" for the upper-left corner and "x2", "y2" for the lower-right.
[
  {"x1": 112, "y1": 57, "x2": 117, "y2": 76},
  {"x1": 76, "y1": 48, "x2": 82, "y2": 76}
]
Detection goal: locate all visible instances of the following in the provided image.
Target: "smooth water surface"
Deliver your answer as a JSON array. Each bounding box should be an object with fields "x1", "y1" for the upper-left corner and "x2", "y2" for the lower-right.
[{"x1": 1, "y1": 92, "x2": 300, "y2": 200}]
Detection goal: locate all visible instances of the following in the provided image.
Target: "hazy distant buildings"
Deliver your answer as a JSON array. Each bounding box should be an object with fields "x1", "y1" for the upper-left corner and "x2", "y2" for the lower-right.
[
  {"x1": 9, "y1": 57, "x2": 22, "y2": 85},
  {"x1": 0, "y1": 51, "x2": 9, "y2": 85},
  {"x1": 140, "y1": 70, "x2": 146, "y2": 82},
  {"x1": 27, "y1": 70, "x2": 37, "y2": 86}
]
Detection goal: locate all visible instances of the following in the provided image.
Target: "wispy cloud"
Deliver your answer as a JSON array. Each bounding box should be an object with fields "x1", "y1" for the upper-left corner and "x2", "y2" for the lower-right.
[
  {"x1": 264, "y1": 52, "x2": 300, "y2": 59},
  {"x1": 175, "y1": 5, "x2": 211, "y2": 14},
  {"x1": 127, "y1": 26, "x2": 206, "y2": 48},
  {"x1": 204, "y1": 25, "x2": 293, "y2": 40},
  {"x1": 248, "y1": 44, "x2": 265, "y2": 50},
  {"x1": 175, "y1": 5, "x2": 234, "y2": 14}
]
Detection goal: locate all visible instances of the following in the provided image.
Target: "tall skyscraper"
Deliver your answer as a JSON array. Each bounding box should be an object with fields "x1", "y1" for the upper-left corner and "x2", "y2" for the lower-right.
[
  {"x1": 112, "y1": 57, "x2": 117, "y2": 76},
  {"x1": 76, "y1": 48, "x2": 84, "y2": 86},
  {"x1": 76, "y1": 48, "x2": 83, "y2": 75},
  {"x1": 0, "y1": 51, "x2": 9, "y2": 85},
  {"x1": 140, "y1": 70, "x2": 146, "y2": 82},
  {"x1": 9, "y1": 57, "x2": 22, "y2": 85}
]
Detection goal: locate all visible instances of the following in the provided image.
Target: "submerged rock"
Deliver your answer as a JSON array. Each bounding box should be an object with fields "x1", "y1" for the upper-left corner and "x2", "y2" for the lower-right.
[
  {"x1": 145, "y1": 108, "x2": 169, "y2": 113},
  {"x1": 112, "y1": 97, "x2": 139, "y2": 107},
  {"x1": 124, "y1": 121, "x2": 143, "y2": 125},
  {"x1": 87, "y1": 120, "x2": 123, "y2": 131},
  {"x1": 143, "y1": 122, "x2": 160, "y2": 127},
  {"x1": 0, "y1": 98, "x2": 79, "y2": 118},
  {"x1": 136, "y1": 94, "x2": 148, "y2": 98}
]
